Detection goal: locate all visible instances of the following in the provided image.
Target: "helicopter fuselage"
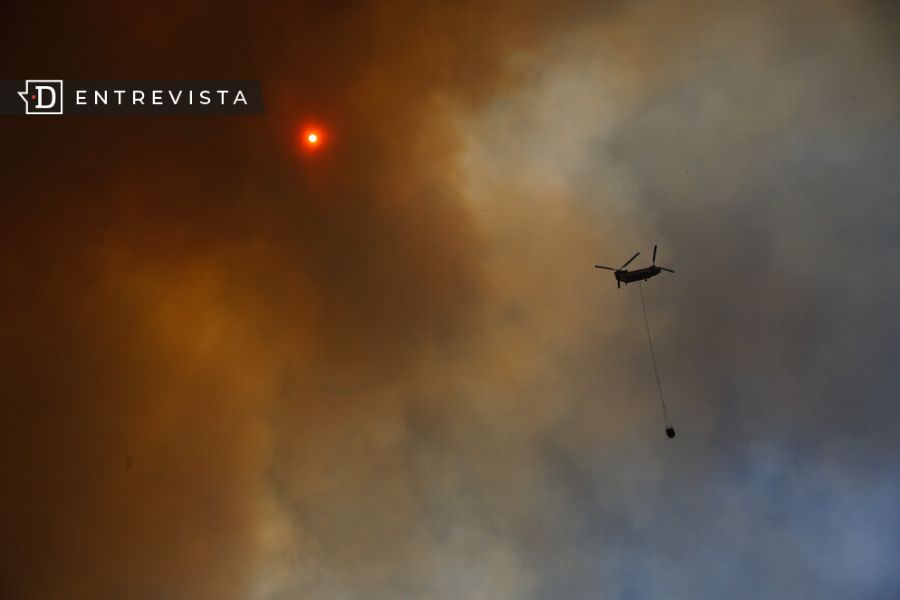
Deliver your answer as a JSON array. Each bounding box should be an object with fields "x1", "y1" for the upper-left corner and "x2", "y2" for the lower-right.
[
  {"x1": 595, "y1": 245, "x2": 674, "y2": 288},
  {"x1": 615, "y1": 266, "x2": 662, "y2": 284}
]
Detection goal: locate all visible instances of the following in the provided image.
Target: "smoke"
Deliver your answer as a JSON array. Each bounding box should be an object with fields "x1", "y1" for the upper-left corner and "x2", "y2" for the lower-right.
[{"x1": 2, "y1": 1, "x2": 899, "y2": 598}]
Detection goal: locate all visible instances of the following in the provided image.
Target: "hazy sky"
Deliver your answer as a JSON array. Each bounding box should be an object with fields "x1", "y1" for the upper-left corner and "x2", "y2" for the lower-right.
[{"x1": 2, "y1": 1, "x2": 899, "y2": 599}]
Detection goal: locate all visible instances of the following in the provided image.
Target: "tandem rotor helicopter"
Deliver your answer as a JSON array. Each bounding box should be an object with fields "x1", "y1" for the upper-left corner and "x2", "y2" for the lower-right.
[
  {"x1": 594, "y1": 243, "x2": 677, "y2": 438},
  {"x1": 594, "y1": 244, "x2": 675, "y2": 288}
]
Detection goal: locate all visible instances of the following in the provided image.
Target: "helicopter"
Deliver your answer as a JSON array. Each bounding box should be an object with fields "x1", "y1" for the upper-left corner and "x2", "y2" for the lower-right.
[{"x1": 594, "y1": 244, "x2": 675, "y2": 288}]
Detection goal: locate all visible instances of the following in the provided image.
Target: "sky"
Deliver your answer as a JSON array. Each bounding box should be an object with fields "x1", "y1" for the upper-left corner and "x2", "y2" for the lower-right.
[{"x1": 1, "y1": 1, "x2": 899, "y2": 598}]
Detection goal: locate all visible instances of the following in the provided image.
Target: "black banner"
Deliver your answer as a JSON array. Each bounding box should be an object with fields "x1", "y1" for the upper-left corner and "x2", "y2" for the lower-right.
[{"x1": 0, "y1": 80, "x2": 264, "y2": 115}]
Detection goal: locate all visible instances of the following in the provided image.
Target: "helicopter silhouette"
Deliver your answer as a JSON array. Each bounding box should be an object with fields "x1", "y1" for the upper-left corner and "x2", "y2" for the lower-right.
[{"x1": 594, "y1": 244, "x2": 675, "y2": 288}]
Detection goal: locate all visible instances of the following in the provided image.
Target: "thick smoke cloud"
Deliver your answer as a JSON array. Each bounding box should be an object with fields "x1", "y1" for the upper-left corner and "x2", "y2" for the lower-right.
[{"x1": 2, "y1": 1, "x2": 899, "y2": 599}]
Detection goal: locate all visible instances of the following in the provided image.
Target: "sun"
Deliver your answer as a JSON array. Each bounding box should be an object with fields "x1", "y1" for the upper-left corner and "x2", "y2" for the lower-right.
[
  {"x1": 300, "y1": 128, "x2": 323, "y2": 150},
  {"x1": 296, "y1": 124, "x2": 327, "y2": 156}
]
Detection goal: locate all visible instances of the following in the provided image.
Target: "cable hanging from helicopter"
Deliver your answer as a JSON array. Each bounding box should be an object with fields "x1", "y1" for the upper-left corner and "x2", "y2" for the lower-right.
[{"x1": 595, "y1": 244, "x2": 677, "y2": 439}]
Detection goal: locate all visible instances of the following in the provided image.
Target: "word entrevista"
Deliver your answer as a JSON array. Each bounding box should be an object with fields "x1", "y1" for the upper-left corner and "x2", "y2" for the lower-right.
[{"x1": 74, "y1": 88, "x2": 249, "y2": 107}]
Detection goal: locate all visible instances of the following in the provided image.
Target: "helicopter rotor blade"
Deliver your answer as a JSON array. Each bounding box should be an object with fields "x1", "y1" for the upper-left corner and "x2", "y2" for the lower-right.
[
  {"x1": 659, "y1": 267, "x2": 675, "y2": 273},
  {"x1": 652, "y1": 244, "x2": 658, "y2": 265},
  {"x1": 594, "y1": 265, "x2": 616, "y2": 271},
  {"x1": 619, "y1": 252, "x2": 640, "y2": 270}
]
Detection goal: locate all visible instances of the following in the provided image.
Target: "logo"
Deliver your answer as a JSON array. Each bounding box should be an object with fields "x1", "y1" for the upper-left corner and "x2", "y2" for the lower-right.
[
  {"x1": 2, "y1": 80, "x2": 263, "y2": 116},
  {"x1": 18, "y1": 80, "x2": 63, "y2": 115}
]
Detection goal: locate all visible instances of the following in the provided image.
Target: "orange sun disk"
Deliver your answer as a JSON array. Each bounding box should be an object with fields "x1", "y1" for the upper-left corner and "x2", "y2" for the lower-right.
[
  {"x1": 296, "y1": 125, "x2": 326, "y2": 156},
  {"x1": 301, "y1": 128, "x2": 322, "y2": 149}
]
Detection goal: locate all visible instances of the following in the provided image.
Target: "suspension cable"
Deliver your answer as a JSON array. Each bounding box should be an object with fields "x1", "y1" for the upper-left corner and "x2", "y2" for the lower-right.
[{"x1": 638, "y1": 282, "x2": 672, "y2": 430}]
